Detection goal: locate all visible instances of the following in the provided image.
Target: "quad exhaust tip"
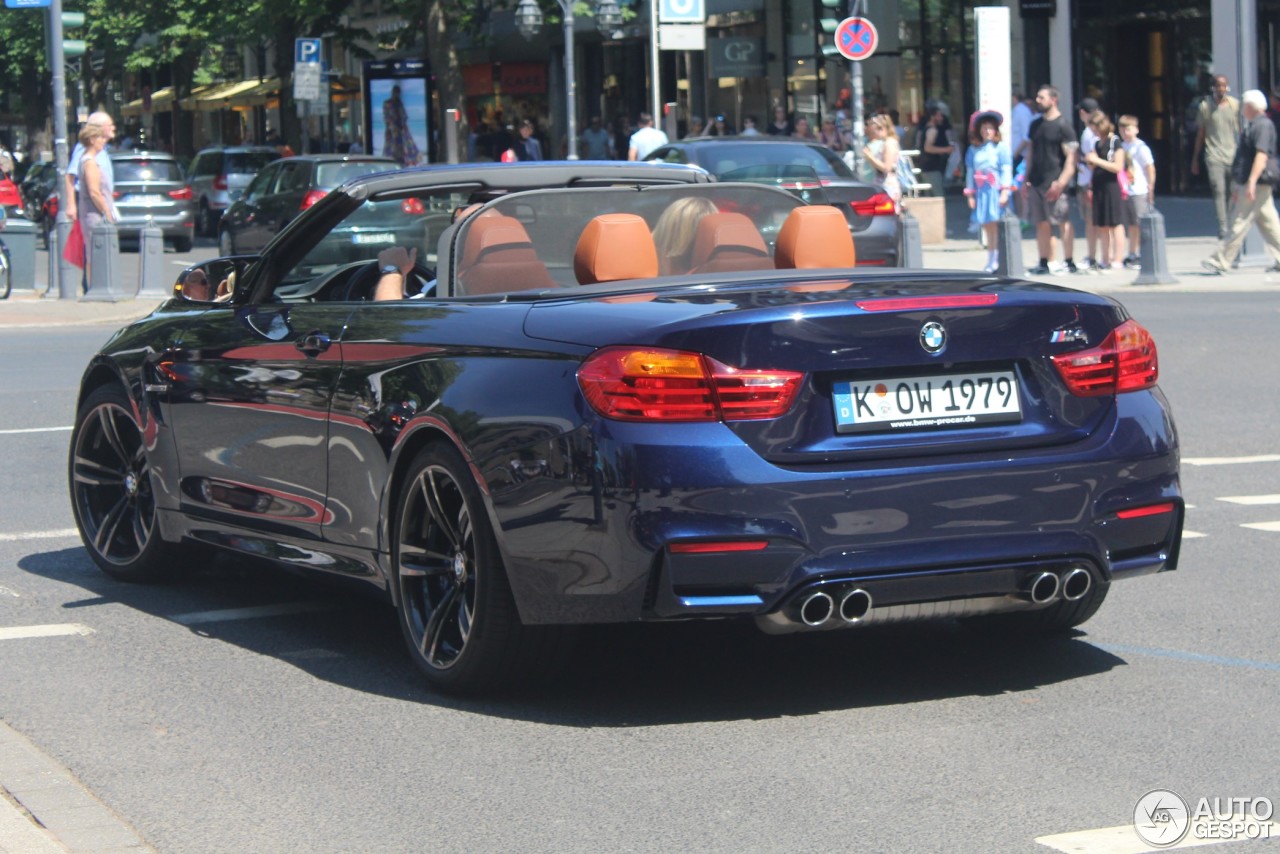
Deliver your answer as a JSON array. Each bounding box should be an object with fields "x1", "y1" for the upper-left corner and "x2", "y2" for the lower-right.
[
  {"x1": 1061, "y1": 566, "x2": 1092, "y2": 601},
  {"x1": 839, "y1": 588, "x2": 873, "y2": 623},
  {"x1": 799, "y1": 591, "x2": 835, "y2": 626},
  {"x1": 1027, "y1": 571, "x2": 1061, "y2": 605}
]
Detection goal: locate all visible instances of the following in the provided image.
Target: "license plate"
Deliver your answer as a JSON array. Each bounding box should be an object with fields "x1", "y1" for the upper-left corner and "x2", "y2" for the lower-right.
[
  {"x1": 833, "y1": 370, "x2": 1022, "y2": 433},
  {"x1": 352, "y1": 232, "x2": 396, "y2": 245},
  {"x1": 123, "y1": 194, "x2": 166, "y2": 205}
]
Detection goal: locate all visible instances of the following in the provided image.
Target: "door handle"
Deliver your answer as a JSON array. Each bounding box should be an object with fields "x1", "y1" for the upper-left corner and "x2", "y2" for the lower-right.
[{"x1": 296, "y1": 331, "x2": 332, "y2": 355}]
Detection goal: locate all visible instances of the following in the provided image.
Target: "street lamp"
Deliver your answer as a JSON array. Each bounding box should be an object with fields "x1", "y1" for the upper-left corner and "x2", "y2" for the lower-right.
[{"x1": 517, "y1": 0, "x2": 619, "y2": 159}]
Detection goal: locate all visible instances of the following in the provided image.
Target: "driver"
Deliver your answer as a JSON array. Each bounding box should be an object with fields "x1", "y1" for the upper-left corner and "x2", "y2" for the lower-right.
[{"x1": 373, "y1": 245, "x2": 419, "y2": 301}]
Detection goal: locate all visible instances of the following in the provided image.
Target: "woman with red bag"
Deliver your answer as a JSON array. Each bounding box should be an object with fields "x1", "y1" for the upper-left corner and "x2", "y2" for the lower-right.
[{"x1": 67, "y1": 124, "x2": 116, "y2": 283}]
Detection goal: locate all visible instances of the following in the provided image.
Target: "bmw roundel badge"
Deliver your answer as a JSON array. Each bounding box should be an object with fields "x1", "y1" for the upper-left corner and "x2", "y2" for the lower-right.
[{"x1": 920, "y1": 321, "x2": 946, "y2": 353}]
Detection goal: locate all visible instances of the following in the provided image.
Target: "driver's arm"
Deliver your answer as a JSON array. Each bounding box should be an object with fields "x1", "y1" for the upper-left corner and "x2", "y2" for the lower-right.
[{"x1": 373, "y1": 246, "x2": 418, "y2": 301}]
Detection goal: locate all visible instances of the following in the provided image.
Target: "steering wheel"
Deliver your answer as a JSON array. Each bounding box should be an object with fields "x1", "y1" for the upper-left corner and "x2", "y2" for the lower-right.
[{"x1": 339, "y1": 258, "x2": 436, "y2": 301}]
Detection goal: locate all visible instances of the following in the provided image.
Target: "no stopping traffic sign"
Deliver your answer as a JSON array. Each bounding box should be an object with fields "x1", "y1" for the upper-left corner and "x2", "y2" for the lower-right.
[{"x1": 834, "y1": 17, "x2": 878, "y2": 61}]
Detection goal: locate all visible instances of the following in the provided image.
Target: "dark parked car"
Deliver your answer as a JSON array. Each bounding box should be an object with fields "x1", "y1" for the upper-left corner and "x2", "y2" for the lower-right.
[
  {"x1": 69, "y1": 162, "x2": 1182, "y2": 694},
  {"x1": 644, "y1": 136, "x2": 902, "y2": 266},
  {"x1": 187, "y1": 145, "x2": 279, "y2": 236},
  {"x1": 110, "y1": 152, "x2": 196, "y2": 252},
  {"x1": 216, "y1": 154, "x2": 400, "y2": 256}
]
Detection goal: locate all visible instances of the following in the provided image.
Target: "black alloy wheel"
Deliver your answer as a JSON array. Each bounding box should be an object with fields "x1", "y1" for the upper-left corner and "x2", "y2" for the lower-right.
[
  {"x1": 69, "y1": 385, "x2": 174, "y2": 581},
  {"x1": 393, "y1": 443, "x2": 571, "y2": 693}
]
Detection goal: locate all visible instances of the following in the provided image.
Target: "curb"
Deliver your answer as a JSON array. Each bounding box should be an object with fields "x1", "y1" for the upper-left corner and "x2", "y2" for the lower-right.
[{"x1": 0, "y1": 720, "x2": 153, "y2": 853}]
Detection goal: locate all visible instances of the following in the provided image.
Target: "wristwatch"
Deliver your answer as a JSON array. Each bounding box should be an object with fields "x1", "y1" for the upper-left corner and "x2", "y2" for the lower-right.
[{"x1": 380, "y1": 264, "x2": 401, "y2": 276}]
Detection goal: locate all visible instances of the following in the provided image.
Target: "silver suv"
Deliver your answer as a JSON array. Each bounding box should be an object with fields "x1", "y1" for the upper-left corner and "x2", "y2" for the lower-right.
[{"x1": 187, "y1": 146, "x2": 278, "y2": 236}]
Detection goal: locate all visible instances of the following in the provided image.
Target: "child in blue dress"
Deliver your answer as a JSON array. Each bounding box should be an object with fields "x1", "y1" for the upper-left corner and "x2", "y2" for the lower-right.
[{"x1": 964, "y1": 110, "x2": 1013, "y2": 273}]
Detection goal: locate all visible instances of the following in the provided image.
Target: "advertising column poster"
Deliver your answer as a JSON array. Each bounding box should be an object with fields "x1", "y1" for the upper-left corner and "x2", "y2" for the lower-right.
[{"x1": 363, "y1": 58, "x2": 432, "y2": 166}]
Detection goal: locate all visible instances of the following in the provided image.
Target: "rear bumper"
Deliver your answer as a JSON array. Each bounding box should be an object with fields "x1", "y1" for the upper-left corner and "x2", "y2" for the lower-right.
[{"x1": 487, "y1": 389, "x2": 1180, "y2": 626}]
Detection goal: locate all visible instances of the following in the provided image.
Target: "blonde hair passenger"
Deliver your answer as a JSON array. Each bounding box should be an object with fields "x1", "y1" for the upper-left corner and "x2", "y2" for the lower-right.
[{"x1": 651, "y1": 196, "x2": 718, "y2": 275}]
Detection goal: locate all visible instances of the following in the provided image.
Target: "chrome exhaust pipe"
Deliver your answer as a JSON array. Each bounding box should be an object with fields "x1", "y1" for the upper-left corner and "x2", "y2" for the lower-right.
[
  {"x1": 1026, "y1": 571, "x2": 1061, "y2": 605},
  {"x1": 798, "y1": 591, "x2": 835, "y2": 626},
  {"x1": 839, "y1": 588, "x2": 873, "y2": 623},
  {"x1": 1061, "y1": 567, "x2": 1092, "y2": 601}
]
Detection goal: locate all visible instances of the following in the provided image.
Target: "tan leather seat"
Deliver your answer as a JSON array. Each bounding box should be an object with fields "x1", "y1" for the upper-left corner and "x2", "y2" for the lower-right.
[
  {"x1": 574, "y1": 213, "x2": 659, "y2": 284},
  {"x1": 686, "y1": 212, "x2": 773, "y2": 274},
  {"x1": 457, "y1": 214, "x2": 556, "y2": 296},
  {"x1": 774, "y1": 206, "x2": 857, "y2": 269}
]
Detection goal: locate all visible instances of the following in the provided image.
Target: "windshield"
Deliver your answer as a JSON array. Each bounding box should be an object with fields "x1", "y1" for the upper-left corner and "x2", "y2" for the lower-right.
[
  {"x1": 696, "y1": 142, "x2": 854, "y2": 180},
  {"x1": 226, "y1": 151, "x2": 277, "y2": 174},
  {"x1": 114, "y1": 160, "x2": 184, "y2": 183},
  {"x1": 315, "y1": 160, "x2": 400, "y2": 189}
]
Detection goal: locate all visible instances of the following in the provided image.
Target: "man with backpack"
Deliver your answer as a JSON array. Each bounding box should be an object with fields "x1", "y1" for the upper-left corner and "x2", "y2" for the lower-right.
[{"x1": 1202, "y1": 89, "x2": 1280, "y2": 274}]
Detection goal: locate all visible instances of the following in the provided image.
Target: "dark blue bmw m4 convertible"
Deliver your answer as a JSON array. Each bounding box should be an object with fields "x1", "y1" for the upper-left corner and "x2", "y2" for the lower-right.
[{"x1": 69, "y1": 162, "x2": 1182, "y2": 693}]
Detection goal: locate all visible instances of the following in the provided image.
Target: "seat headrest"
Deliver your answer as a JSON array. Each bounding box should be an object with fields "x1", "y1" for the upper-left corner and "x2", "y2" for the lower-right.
[
  {"x1": 774, "y1": 206, "x2": 856, "y2": 269},
  {"x1": 687, "y1": 212, "x2": 772, "y2": 274},
  {"x1": 574, "y1": 213, "x2": 659, "y2": 284},
  {"x1": 459, "y1": 215, "x2": 535, "y2": 272}
]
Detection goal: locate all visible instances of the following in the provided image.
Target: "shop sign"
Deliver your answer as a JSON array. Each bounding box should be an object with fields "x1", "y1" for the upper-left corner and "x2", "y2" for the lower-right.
[
  {"x1": 1019, "y1": 0, "x2": 1056, "y2": 16},
  {"x1": 707, "y1": 37, "x2": 766, "y2": 78}
]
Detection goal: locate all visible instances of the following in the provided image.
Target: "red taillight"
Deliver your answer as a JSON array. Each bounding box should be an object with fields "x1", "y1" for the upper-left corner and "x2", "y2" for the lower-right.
[
  {"x1": 401, "y1": 197, "x2": 426, "y2": 214},
  {"x1": 1115, "y1": 502, "x2": 1176, "y2": 520},
  {"x1": 1052, "y1": 319, "x2": 1158, "y2": 397},
  {"x1": 213, "y1": 174, "x2": 228, "y2": 191},
  {"x1": 168, "y1": 186, "x2": 193, "y2": 200},
  {"x1": 577, "y1": 347, "x2": 804, "y2": 422},
  {"x1": 851, "y1": 192, "x2": 897, "y2": 216},
  {"x1": 856, "y1": 294, "x2": 1000, "y2": 311},
  {"x1": 301, "y1": 189, "x2": 327, "y2": 209},
  {"x1": 669, "y1": 541, "x2": 769, "y2": 554}
]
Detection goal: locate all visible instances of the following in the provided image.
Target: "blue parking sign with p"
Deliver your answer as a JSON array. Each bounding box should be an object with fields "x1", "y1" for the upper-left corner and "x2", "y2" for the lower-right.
[
  {"x1": 295, "y1": 38, "x2": 322, "y2": 64},
  {"x1": 659, "y1": 0, "x2": 704, "y2": 23}
]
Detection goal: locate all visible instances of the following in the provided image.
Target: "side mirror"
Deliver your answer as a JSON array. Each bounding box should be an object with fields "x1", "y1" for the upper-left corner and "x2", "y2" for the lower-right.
[{"x1": 175, "y1": 256, "x2": 254, "y2": 302}]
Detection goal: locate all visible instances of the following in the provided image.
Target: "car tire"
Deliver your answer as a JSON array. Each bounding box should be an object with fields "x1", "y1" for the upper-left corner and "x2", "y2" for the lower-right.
[
  {"x1": 172, "y1": 236, "x2": 193, "y2": 253},
  {"x1": 68, "y1": 384, "x2": 178, "y2": 582},
  {"x1": 199, "y1": 201, "x2": 216, "y2": 238},
  {"x1": 393, "y1": 442, "x2": 573, "y2": 693},
  {"x1": 218, "y1": 229, "x2": 234, "y2": 256},
  {"x1": 962, "y1": 576, "x2": 1110, "y2": 636}
]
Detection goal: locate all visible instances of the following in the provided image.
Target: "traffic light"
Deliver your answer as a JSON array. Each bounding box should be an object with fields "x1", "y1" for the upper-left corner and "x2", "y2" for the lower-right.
[
  {"x1": 62, "y1": 11, "x2": 86, "y2": 59},
  {"x1": 818, "y1": 0, "x2": 844, "y2": 59}
]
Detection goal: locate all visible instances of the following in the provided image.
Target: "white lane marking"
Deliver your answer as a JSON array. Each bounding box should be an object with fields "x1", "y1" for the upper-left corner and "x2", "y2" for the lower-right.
[
  {"x1": 1184, "y1": 454, "x2": 1280, "y2": 466},
  {"x1": 1037, "y1": 820, "x2": 1279, "y2": 852},
  {"x1": 0, "y1": 624, "x2": 95, "y2": 641},
  {"x1": 1218, "y1": 494, "x2": 1280, "y2": 505},
  {"x1": 172, "y1": 601, "x2": 334, "y2": 626},
  {"x1": 0, "y1": 529, "x2": 81, "y2": 543},
  {"x1": 1242, "y1": 522, "x2": 1280, "y2": 532},
  {"x1": 0, "y1": 426, "x2": 73, "y2": 435},
  {"x1": 1182, "y1": 530, "x2": 1208, "y2": 538}
]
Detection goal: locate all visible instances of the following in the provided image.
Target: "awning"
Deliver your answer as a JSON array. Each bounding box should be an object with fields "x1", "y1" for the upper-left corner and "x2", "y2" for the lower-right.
[
  {"x1": 120, "y1": 86, "x2": 176, "y2": 117},
  {"x1": 179, "y1": 79, "x2": 267, "y2": 111}
]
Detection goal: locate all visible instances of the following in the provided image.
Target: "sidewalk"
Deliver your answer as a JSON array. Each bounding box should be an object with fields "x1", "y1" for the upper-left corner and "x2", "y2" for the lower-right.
[{"x1": 0, "y1": 194, "x2": 1275, "y2": 330}]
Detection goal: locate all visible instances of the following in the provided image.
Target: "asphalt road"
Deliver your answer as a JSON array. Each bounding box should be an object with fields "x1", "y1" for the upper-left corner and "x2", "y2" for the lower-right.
[{"x1": 1, "y1": 292, "x2": 1278, "y2": 853}]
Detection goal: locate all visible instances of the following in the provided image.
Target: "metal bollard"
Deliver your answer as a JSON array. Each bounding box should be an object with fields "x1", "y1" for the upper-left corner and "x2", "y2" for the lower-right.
[
  {"x1": 136, "y1": 219, "x2": 169, "y2": 298},
  {"x1": 82, "y1": 219, "x2": 125, "y2": 302},
  {"x1": 996, "y1": 211, "x2": 1026, "y2": 277},
  {"x1": 1132, "y1": 206, "x2": 1178, "y2": 285},
  {"x1": 898, "y1": 210, "x2": 923, "y2": 268},
  {"x1": 56, "y1": 217, "x2": 80, "y2": 300}
]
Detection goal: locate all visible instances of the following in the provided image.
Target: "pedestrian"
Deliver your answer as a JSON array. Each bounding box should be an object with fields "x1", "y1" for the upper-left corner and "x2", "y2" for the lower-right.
[
  {"x1": 683, "y1": 115, "x2": 704, "y2": 139},
  {"x1": 1201, "y1": 89, "x2": 1280, "y2": 274},
  {"x1": 515, "y1": 119, "x2": 543, "y2": 161},
  {"x1": 1075, "y1": 97, "x2": 1101, "y2": 271},
  {"x1": 579, "y1": 115, "x2": 614, "y2": 160},
  {"x1": 64, "y1": 111, "x2": 115, "y2": 227},
  {"x1": 914, "y1": 104, "x2": 954, "y2": 197},
  {"x1": 75, "y1": 123, "x2": 117, "y2": 288},
  {"x1": 964, "y1": 110, "x2": 1013, "y2": 273},
  {"x1": 1082, "y1": 111, "x2": 1127, "y2": 270},
  {"x1": 816, "y1": 116, "x2": 847, "y2": 152},
  {"x1": 613, "y1": 115, "x2": 632, "y2": 160},
  {"x1": 767, "y1": 105, "x2": 793, "y2": 136},
  {"x1": 861, "y1": 114, "x2": 902, "y2": 208},
  {"x1": 740, "y1": 115, "x2": 761, "y2": 136},
  {"x1": 1191, "y1": 74, "x2": 1240, "y2": 240},
  {"x1": 708, "y1": 114, "x2": 735, "y2": 136},
  {"x1": 1119, "y1": 114, "x2": 1156, "y2": 268},
  {"x1": 627, "y1": 112, "x2": 669, "y2": 161},
  {"x1": 791, "y1": 117, "x2": 815, "y2": 140},
  {"x1": 1022, "y1": 85, "x2": 1079, "y2": 274}
]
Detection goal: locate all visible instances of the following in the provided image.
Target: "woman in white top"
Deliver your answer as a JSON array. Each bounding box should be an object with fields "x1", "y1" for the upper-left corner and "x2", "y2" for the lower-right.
[{"x1": 861, "y1": 114, "x2": 902, "y2": 207}]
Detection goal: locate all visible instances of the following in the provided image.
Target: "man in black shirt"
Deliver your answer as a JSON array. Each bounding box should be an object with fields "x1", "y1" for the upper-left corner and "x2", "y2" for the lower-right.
[
  {"x1": 1202, "y1": 89, "x2": 1280, "y2": 273},
  {"x1": 1023, "y1": 85, "x2": 1079, "y2": 274}
]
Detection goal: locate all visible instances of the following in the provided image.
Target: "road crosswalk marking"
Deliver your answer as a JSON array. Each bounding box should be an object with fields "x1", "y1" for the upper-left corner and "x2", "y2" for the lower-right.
[
  {"x1": 0, "y1": 624, "x2": 95, "y2": 641},
  {"x1": 1218, "y1": 495, "x2": 1280, "y2": 505},
  {"x1": 0, "y1": 529, "x2": 80, "y2": 542},
  {"x1": 1184, "y1": 454, "x2": 1280, "y2": 466},
  {"x1": 1242, "y1": 521, "x2": 1280, "y2": 532},
  {"x1": 0, "y1": 426, "x2": 72, "y2": 435}
]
